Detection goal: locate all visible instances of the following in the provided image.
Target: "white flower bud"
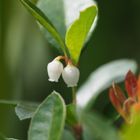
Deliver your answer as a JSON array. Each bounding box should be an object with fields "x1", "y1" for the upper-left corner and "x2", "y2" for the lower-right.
[
  {"x1": 47, "y1": 60, "x2": 63, "y2": 82},
  {"x1": 62, "y1": 64, "x2": 80, "y2": 87}
]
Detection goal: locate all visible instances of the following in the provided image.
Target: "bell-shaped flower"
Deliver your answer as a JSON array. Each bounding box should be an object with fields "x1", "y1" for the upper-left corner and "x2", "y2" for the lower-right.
[
  {"x1": 62, "y1": 64, "x2": 80, "y2": 87},
  {"x1": 47, "y1": 60, "x2": 63, "y2": 82}
]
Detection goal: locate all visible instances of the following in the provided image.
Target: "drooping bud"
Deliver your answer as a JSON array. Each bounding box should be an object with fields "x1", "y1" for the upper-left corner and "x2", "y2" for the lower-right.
[
  {"x1": 47, "y1": 60, "x2": 63, "y2": 82},
  {"x1": 62, "y1": 64, "x2": 80, "y2": 87}
]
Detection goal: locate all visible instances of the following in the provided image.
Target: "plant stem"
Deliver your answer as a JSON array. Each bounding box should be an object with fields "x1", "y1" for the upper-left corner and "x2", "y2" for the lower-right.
[{"x1": 72, "y1": 87, "x2": 77, "y2": 104}]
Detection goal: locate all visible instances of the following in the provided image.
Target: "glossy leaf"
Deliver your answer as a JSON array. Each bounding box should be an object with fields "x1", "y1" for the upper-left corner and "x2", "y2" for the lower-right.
[
  {"x1": 28, "y1": 91, "x2": 66, "y2": 140},
  {"x1": 19, "y1": 0, "x2": 67, "y2": 55},
  {"x1": 65, "y1": 5, "x2": 97, "y2": 64},
  {"x1": 15, "y1": 102, "x2": 38, "y2": 120},
  {"x1": 77, "y1": 59, "x2": 138, "y2": 110},
  {"x1": 36, "y1": 0, "x2": 97, "y2": 51},
  {"x1": 81, "y1": 113, "x2": 120, "y2": 140}
]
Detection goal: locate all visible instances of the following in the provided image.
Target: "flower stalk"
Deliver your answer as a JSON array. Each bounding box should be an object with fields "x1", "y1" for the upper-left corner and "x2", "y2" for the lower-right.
[{"x1": 72, "y1": 87, "x2": 77, "y2": 104}]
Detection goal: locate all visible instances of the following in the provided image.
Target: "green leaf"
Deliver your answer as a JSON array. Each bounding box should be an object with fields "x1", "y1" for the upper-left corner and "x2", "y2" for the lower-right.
[
  {"x1": 65, "y1": 6, "x2": 97, "y2": 64},
  {"x1": 28, "y1": 91, "x2": 66, "y2": 140},
  {"x1": 66, "y1": 104, "x2": 78, "y2": 126},
  {"x1": 121, "y1": 112, "x2": 140, "y2": 140},
  {"x1": 19, "y1": 0, "x2": 67, "y2": 55},
  {"x1": 1, "y1": 102, "x2": 77, "y2": 123},
  {"x1": 0, "y1": 99, "x2": 38, "y2": 120},
  {"x1": 15, "y1": 103, "x2": 78, "y2": 123},
  {"x1": 0, "y1": 133, "x2": 19, "y2": 140},
  {"x1": 36, "y1": 0, "x2": 97, "y2": 51},
  {"x1": 4, "y1": 138, "x2": 18, "y2": 140},
  {"x1": 36, "y1": 0, "x2": 66, "y2": 51},
  {"x1": 81, "y1": 112, "x2": 120, "y2": 140},
  {"x1": 0, "y1": 100, "x2": 18, "y2": 106},
  {"x1": 15, "y1": 102, "x2": 38, "y2": 120},
  {"x1": 77, "y1": 59, "x2": 138, "y2": 110}
]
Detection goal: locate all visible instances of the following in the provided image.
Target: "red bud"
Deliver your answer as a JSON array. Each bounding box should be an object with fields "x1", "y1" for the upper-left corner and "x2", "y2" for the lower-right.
[
  {"x1": 109, "y1": 88, "x2": 122, "y2": 111},
  {"x1": 125, "y1": 70, "x2": 137, "y2": 99},
  {"x1": 112, "y1": 83, "x2": 126, "y2": 104},
  {"x1": 137, "y1": 76, "x2": 140, "y2": 101}
]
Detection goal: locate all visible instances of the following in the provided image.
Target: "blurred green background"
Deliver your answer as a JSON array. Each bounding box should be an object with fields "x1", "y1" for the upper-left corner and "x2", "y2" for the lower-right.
[{"x1": 0, "y1": 0, "x2": 140, "y2": 139}]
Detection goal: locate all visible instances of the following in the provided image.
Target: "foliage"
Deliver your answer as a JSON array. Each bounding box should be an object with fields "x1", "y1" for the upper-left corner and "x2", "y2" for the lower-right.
[
  {"x1": 121, "y1": 111, "x2": 140, "y2": 140},
  {"x1": 0, "y1": 0, "x2": 139, "y2": 140},
  {"x1": 28, "y1": 92, "x2": 66, "y2": 140},
  {"x1": 65, "y1": 5, "x2": 97, "y2": 64}
]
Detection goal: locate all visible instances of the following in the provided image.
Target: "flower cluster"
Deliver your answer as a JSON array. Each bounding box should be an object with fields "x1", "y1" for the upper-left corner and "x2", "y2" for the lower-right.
[
  {"x1": 47, "y1": 56, "x2": 80, "y2": 87},
  {"x1": 109, "y1": 70, "x2": 140, "y2": 123}
]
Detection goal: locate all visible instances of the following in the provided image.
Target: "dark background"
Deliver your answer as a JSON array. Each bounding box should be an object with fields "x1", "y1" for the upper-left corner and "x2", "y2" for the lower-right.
[{"x1": 0, "y1": 0, "x2": 140, "y2": 139}]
